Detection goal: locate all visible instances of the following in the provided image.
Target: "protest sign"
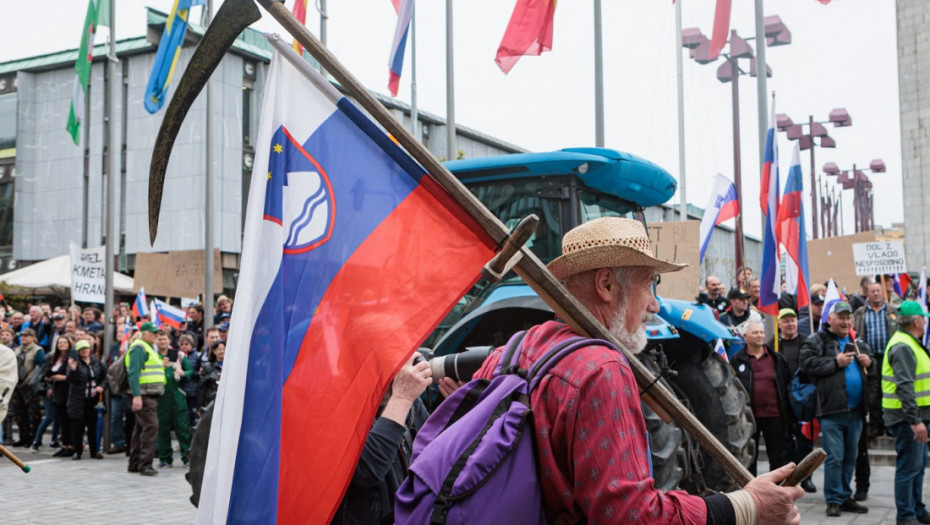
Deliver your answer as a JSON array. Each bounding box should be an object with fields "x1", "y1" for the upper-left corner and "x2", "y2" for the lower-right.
[
  {"x1": 853, "y1": 240, "x2": 908, "y2": 276},
  {"x1": 134, "y1": 249, "x2": 222, "y2": 297},
  {"x1": 69, "y1": 242, "x2": 106, "y2": 303},
  {"x1": 647, "y1": 221, "x2": 700, "y2": 300},
  {"x1": 807, "y1": 231, "x2": 875, "y2": 292}
]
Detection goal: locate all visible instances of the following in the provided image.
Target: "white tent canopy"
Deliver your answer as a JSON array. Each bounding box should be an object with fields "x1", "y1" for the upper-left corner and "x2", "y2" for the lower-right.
[{"x1": 0, "y1": 255, "x2": 134, "y2": 297}]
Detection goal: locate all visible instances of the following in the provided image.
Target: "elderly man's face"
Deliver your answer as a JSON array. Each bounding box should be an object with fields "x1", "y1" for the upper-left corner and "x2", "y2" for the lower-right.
[
  {"x1": 829, "y1": 312, "x2": 853, "y2": 338},
  {"x1": 744, "y1": 323, "x2": 766, "y2": 346},
  {"x1": 706, "y1": 277, "x2": 722, "y2": 297},
  {"x1": 606, "y1": 268, "x2": 659, "y2": 353},
  {"x1": 868, "y1": 283, "x2": 884, "y2": 305},
  {"x1": 748, "y1": 280, "x2": 760, "y2": 299},
  {"x1": 779, "y1": 315, "x2": 798, "y2": 339},
  {"x1": 29, "y1": 306, "x2": 41, "y2": 322}
]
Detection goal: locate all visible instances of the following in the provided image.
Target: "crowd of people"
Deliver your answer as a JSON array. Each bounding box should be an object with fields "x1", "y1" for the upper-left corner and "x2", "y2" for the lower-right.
[
  {"x1": 0, "y1": 295, "x2": 234, "y2": 476},
  {"x1": 701, "y1": 267, "x2": 930, "y2": 523}
]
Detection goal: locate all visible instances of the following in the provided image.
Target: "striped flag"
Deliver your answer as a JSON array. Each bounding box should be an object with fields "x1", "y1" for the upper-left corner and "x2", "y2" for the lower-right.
[
  {"x1": 291, "y1": 0, "x2": 308, "y2": 55},
  {"x1": 495, "y1": 0, "x2": 557, "y2": 74},
  {"x1": 153, "y1": 298, "x2": 188, "y2": 329},
  {"x1": 149, "y1": 300, "x2": 161, "y2": 327},
  {"x1": 132, "y1": 287, "x2": 150, "y2": 319},
  {"x1": 714, "y1": 338, "x2": 728, "y2": 362},
  {"x1": 698, "y1": 173, "x2": 739, "y2": 264},
  {"x1": 143, "y1": 0, "x2": 206, "y2": 114},
  {"x1": 387, "y1": 0, "x2": 414, "y2": 97},
  {"x1": 758, "y1": 100, "x2": 781, "y2": 316},
  {"x1": 66, "y1": 0, "x2": 102, "y2": 145},
  {"x1": 777, "y1": 143, "x2": 811, "y2": 310},
  {"x1": 820, "y1": 279, "x2": 841, "y2": 331}
]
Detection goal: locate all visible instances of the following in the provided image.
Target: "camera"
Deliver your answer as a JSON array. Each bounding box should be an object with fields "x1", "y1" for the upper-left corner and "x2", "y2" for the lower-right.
[{"x1": 427, "y1": 346, "x2": 493, "y2": 382}]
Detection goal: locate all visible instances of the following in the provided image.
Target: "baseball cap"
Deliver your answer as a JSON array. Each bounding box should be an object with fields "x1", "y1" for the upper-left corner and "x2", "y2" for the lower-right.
[
  {"x1": 830, "y1": 301, "x2": 853, "y2": 315},
  {"x1": 811, "y1": 294, "x2": 825, "y2": 305},
  {"x1": 52, "y1": 314, "x2": 65, "y2": 321},
  {"x1": 20, "y1": 328, "x2": 36, "y2": 337},
  {"x1": 727, "y1": 288, "x2": 750, "y2": 301},
  {"x1": 139, "y1": 321, "x2": 160, "y2": 333},
  {"x1": 218, "y1": 322, "x2": 230, "y2": 332},
  {"x1": 75, "y1": 340, "x2": 91, "y2": 351},
  {"x1": 778, "y1": 308, "x2": 797, "y2": 320},
  {"x1": 898, "y1": 300, "x2": 930, "y2": 317}
]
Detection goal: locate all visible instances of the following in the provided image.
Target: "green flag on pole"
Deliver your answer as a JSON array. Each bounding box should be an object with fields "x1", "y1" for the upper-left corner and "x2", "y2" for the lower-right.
[{"x1": 66, "y1": 0, "x2": 100, "y2": 145}]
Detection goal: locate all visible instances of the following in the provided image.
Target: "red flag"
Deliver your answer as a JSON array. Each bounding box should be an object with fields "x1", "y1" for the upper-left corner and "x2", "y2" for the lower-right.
[
  {"x1": 495, "y1": 0, "x2": 557, "y2": 74},
  {"x1": 708, "y1": 0, "x2": 732, "y2": 61},
  {"x1": 291, "y1": 0, "x2": 308, "y2": 54}
]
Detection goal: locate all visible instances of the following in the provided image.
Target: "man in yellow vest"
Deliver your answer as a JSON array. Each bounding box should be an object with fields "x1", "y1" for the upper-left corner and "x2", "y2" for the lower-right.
[
  {"x1": 881, "y1": 300, "x2": 930, "y2": 525},
  {"x1": 126, "y1": 322, "x2": 165, "y2": 476}
]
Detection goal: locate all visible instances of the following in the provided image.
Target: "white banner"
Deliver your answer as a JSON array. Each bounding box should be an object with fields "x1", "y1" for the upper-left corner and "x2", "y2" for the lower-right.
[
  {"x1": 852, "y1": 240, "x2": 908, "y2": 276},
  {"x1": 69, "y1": 242, "x2": 106, "y2": 303}
]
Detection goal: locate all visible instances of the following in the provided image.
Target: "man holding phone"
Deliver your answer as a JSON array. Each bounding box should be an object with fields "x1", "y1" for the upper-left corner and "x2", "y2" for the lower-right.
[{"x1": 801, "y1": 301, "x2": 877, "y2": 517}]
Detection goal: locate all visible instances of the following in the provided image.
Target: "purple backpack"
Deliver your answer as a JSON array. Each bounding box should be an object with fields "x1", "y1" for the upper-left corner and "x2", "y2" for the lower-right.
[{"x1": 394, "y1": 331, "x2": 618, "y2": 524}]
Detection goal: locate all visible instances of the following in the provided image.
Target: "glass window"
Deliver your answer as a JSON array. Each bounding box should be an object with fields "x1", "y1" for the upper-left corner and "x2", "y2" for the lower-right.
[
  {"x1": 578, "y1": 188, "x2": 635, "y2": 222},
  {"x1": 0, "y1": 93, "x2": 16, "y2": 151},
  {"x1": 468, "y1": 179, "x2": 563, "y2": 264},
  {"x1": 0, "y1": 179, "x2": 13, "y2": 247},
  {"x1": 242, "y1": 87, "x2": 253, "y2": 146}
]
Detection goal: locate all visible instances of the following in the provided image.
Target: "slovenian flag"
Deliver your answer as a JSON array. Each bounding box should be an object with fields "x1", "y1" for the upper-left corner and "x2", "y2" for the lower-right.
[
  {"x1": 698, "y1": 173, "x2": 740, "y2": 264},
  {"x1": 495, "y1": 0, "x2": 557, "y2": 74},
  {"x1": 714, "y1": 338, "x2": 728, "y2": 362},
  {"x1": 195, "y1": 36, "x2": 496, "y2": 524},
  {"x1": 132, "y1": 287, "x2": 149, "y2": 319},
  {"x1": 820, "y1": 278, "x2": 841, "y2": 331},
  {"x1": 387, "y1": 0, "x2": 414, "y2": 97},
  {"x1": 777, "y1": 143, "x2": 811, "y2": 310},
  {"x1": 149, "y1": 300, "x2": 161, "y2": 327},
  {"x1": 153, "y1": 298, "x2": 187, "y2": 330},
  {"x1": 758, "y1": 101, "x2": 781, "y2": 316},
  {"x1": 143, "y1": 0, "x2": 206, "y2": 114}
]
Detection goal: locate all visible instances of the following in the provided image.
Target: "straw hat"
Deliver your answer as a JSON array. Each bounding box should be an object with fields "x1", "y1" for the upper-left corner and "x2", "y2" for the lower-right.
[{"x1": 547, "y1": 217, "x2": 687, "y2": 280}]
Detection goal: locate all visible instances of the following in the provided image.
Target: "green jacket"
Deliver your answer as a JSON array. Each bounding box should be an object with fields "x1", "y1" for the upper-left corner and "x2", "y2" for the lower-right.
[{"x1": 163, "y1": 354, "x2": 193, "y2": 403}]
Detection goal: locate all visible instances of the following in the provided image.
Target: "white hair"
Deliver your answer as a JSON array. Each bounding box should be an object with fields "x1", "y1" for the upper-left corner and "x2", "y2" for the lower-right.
[{"x1": 741, "y1": 319, "x2": 765, "y2": 337}]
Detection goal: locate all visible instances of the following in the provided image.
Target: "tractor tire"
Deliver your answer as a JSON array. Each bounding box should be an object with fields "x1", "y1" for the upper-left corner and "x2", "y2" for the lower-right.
[
  {"x1": 663, "y1": 343, "x2": 755, "y2": 493},
  {"x1": 638, "y1": 351, "x2": 685, "y2": 492},
  {"x1": 186, "y1": 401, "x2": 214, "y2": 508}
]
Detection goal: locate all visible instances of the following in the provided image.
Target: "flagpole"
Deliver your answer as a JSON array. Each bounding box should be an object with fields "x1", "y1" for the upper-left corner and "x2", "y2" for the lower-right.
[
  {"x1": 754, "y1": 0, "x2": 768, "y2": 165},
  {"x1": 102, "y1": 0, "x2": 118, "y2": 454},
  {"x1": 445, "y1": 0, "x2": 456, "y2": 160},
  {"x1": 410, "y1": 2, "x2": 418, "y2": 140},
  {"x1": 204, "y1": 0, "x2": 215, "y2": 330},
  {"x1": 594, "y1": 0, "x2": 604, "y2": 147},
  {"x1": 675, "y1": 0, "x2": 687, "y2": 221}
]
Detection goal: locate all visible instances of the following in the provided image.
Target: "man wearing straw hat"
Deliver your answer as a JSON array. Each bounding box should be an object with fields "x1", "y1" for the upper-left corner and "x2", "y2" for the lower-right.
[{"x1": 474, "y1": 217, "x2": 803, "y2": 525}]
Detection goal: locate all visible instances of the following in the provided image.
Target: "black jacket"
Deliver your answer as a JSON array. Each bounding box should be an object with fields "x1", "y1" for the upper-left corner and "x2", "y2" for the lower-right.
[
  {"x1": 731, "y1": 346, "x2": 794, "y2": 428},
  {"x1": 65, "y1": 357, "x2": 107, "y2": 420},
  {"x1": 799, "y1": 330, "x2": 879, "y2": 418}
]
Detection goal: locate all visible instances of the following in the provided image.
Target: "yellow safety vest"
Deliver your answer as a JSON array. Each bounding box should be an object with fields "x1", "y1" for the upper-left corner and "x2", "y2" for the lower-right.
[
  {"x1": 125, "y1": 340, "x2": 166, "y2": 395},
  {"x1": 882, "y1": 331, "x2": 930, "y2": 410}
]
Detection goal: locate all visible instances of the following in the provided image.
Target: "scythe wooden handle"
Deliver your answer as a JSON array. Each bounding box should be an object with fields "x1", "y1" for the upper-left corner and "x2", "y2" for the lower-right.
[{"x1": 256, "y1": 0, "x2": 753, "y2": 488}]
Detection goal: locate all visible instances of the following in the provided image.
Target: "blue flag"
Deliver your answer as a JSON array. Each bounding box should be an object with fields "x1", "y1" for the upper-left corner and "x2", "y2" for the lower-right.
[{"x1": 143, "y1": 0, "x2": 205, "y2": 114}]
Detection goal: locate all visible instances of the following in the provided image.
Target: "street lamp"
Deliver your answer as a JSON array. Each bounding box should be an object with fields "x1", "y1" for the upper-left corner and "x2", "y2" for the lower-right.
[
  {"x1": 682, "y1": 17, "x2": 790, "y2": 278},
  {"x1": 776, "y1": 108, "x2": 852, "y2": 239},
  {"x1": 823, "y1": 159, "x2": 885, "y2": 233}
]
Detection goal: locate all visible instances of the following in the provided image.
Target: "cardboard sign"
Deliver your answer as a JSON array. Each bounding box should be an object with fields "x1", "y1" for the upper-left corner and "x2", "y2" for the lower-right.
[
  {"x1": 806, "y1": 232, "x2": 875, "y2": 292},
  {"x1": 134, "y1": 249, "x2": 222, "y2": 297},
  {"x1": 69, "y1": 242, "x2": 106, "y2": 303},
  {"x1": 853, "y1": 240, "x2": 907, "y2": 276},
  {"x1": 646, "y1": 221, "x2": 701, "y2": 301}
]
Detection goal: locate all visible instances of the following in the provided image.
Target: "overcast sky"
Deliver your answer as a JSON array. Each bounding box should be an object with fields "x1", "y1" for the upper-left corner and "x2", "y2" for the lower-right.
[{"x1": 0, "y1": 0, "x2": 902, "y2": 238}]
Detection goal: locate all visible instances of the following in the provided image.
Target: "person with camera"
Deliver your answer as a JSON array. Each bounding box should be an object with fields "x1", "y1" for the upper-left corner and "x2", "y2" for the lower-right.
[
  {"x1": 800, "y1": 301, "x2": 877, "y2": 517},
  {"x1": 331, "y1": 352, "x2": 431, "y2": 524}
]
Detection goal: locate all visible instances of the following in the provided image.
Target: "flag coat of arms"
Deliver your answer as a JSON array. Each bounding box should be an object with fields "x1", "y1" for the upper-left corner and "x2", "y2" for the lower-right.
[
  {"x1": 153, "y1": 298, "x2": 188, "y2": 329},
  {"x1": 196, "y1": 36, "x2": 496, "y2": 524}
]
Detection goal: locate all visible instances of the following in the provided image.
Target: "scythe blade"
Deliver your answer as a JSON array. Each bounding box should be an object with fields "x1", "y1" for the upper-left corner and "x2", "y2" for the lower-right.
[{"x1": 147, "y1": 0, "x2": 261, "y2": 244}]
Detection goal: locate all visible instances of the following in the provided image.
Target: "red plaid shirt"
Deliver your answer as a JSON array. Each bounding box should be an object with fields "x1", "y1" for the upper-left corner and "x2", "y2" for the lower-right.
[{"x1": 475, "y1": 321, "x2": 708, "y2": 525}]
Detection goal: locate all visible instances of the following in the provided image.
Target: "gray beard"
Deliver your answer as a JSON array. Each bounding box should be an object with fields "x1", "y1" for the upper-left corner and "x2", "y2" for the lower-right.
[{"x1": 608, "y1": 305, "x2": 649, "y2": 355}]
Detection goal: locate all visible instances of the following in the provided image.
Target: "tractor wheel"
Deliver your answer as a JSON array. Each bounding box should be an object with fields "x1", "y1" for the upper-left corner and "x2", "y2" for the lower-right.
[
  {"x1": 638, "y1": 351, "x2": 685, "y2": 492},
  {"x1": 663, "y1": 341, "x2": 755, "y2": 493},
  {"x1": 186, "y1": 401, "x2": 214, "y2": 507}
]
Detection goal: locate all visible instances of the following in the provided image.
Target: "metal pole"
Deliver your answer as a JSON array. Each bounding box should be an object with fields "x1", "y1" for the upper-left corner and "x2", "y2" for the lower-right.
[
  {"x1": 445, "y1": 0, "x2": 456, "y2": 160},
  {"x1": 410, "y1": 2, "x2": 418, "y2": 140},
  {"x1": 102, "y1": 0, "x2": 118, "y2": 454},
  {"x1": 319, "y1": 0, "x2": 327, "y2": 46},
  {"x1": 204, "y1": 0, "x2": 215, "y2": 330},
  {"x1": 839, "y1": 185, "x2": 844, "y2": 235},
  {"x1": 675, "y1": 0, "x2": 687, "y2": 221},
  {"x1": 808, "y1": 116, "x2": 819, "y2": 239},
  {"x1": 594, "y1": 0, "x2": 604, "y2": 147},
  {"x1": 730, "y1": 57, "x2": 745, "y2": 280},
  {"x1": 754, "y1": 0, "x2": 768, "y2": 166},
  {"x1": 852, "y1": 167, "x2": 860, "y2": 233}
]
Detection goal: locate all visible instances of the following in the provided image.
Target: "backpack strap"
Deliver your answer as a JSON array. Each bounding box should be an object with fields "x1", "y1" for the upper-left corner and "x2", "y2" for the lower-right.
[
  {"x1": 492, "y1": 331, "x2": 528, "y2": 378},
  {"x1": 526, "y1": 337, "x2": 620, "y2": 392}
]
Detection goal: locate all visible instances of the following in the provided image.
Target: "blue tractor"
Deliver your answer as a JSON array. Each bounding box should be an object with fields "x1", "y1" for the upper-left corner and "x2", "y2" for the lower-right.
[{"x1": 425, "y1": 148, "x2": 754, "y2": 493}]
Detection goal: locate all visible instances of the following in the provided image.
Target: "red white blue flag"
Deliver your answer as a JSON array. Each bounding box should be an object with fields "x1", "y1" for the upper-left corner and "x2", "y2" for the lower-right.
[
  {"x1": 777, "y1": 143, "x2": 811, "y2": 310},
  {"x1": 132, "y1": 287, "x2": 149, "y2": 319},
  {"x1": 758, "y1": 101, "x2": 781, "y2": 316},
  {"x1": 153, "y1": 298, "x2": 187, "y2": 330},
  {"x1": 698, "y1": 173, "x2": 739, "y2": 264},
  {"x1": 195, "y1": 36, "x2": 496, "y2": 524},
  {"x1": 387, "y1": 0, "x2": 413, "y2": 97},
  {"x1": 714, "y1": 338, "x2": 728, "y2": 362},
  {"x1": 820, "y1": 278, "x2": 841, "y2": 331}
]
